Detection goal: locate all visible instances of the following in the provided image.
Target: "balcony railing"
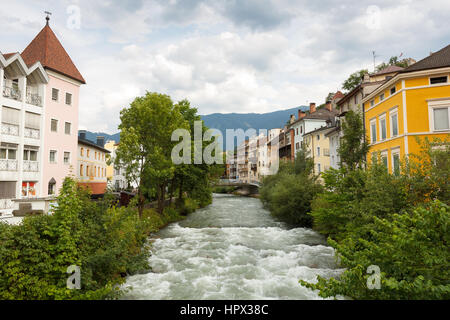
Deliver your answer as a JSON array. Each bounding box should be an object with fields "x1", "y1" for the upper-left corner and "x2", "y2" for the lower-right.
[
  {"x1": 0, "y1": 159, "x2": 18, "y2": 171},
  {"x1": 23, "y1": 161, "x2": 39, "y2": 172},
  {"x1": 0, "y1": 199, "x2": 14, "y2": 210},
  {"x1": 1, "y1": 123, "x2": 19, "y2": 136},
  {"x1": 3, "y1": 86, "x2": 21, "y2": 101},
  {"x1": 26, "y1": 92, "x2": 43, "y2": 107},
  {"x1": 24, "y1": 127, "x2": 40, "y2": 139}
]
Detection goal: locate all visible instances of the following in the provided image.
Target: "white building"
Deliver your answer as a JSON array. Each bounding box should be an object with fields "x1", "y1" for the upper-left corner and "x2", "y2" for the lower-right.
[{"x1": 0, "y1": 51, "x2": 49, "y2": 219}]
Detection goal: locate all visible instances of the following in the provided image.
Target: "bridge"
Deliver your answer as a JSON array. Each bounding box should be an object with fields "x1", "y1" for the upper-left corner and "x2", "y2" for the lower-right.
[{"x1": 215, "y1": 179, "x2": 262, "y2": 188}]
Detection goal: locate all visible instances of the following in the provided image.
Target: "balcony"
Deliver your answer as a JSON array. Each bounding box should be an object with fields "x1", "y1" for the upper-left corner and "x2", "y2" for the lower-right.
[
  {"x1": 24, "y1": 127, "x2": 40, "y2": 139},
  {"x1": 0, "y1": 159, "x2": 18, "y2": 171},
  {"x1": 0, "y1": 199, "x2": 14, "y2": 210},
  {"x1": 23, "y1": 161, "x2": 39, "y2": 172},
  {"x1": 26, "y1": 92, "x2": 43, "y2": 107},
  {"x1": 1, "y1": 123, "x2": 19, "y2": 136},
  {"x1": 3, "y1": 86, "x2": 21, "y2": 101}
]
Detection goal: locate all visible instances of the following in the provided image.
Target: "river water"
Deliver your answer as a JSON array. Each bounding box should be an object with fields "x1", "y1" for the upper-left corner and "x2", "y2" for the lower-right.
[{"x1": 122, "y1": 194, "x2": 342, "y2": 300}]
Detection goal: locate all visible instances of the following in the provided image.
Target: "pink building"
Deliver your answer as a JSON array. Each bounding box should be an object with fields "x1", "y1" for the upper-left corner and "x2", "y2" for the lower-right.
[{"x1": 21, "y1": 19, "x2": 85, "y2": 196}]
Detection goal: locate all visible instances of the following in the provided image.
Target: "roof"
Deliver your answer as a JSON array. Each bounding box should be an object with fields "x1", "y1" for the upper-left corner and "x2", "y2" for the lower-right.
[
  {"x1": 78, "y1": 138, "x2": 111, "y2": 153},
  {"x1": 374, "y1": 65, "x2": 404, "y2": 76},
  {"x1": 21, "y1": 23, "x2": 86, "y2": 84},
  {"x1": 3, "y1": 52, "x2": 17, "y2": 59},
  {"x1": 303, "y1": 125, "x2": 336, "y2": 137},
  {"x1": 332, "y1": 91, "x2": 345, "y2": 100},
  {"x1": 401, "y1": 44, "x2": 450, "y2": 73}
]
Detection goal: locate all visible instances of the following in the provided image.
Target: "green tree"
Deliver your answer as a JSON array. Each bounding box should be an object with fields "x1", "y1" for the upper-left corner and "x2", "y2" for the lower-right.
[
  {"x1": 342, "y1": 69, "x2": 368, "y2": 92},
  {"x1": 338, "y1": 110, "x2": 370, "y2": 170},
  {"x1": 116, "y1": 92, "x2": 189, "y2": 216},
  {"x1": 376, "y1": 56, "x2": 410, "y2": 72}
]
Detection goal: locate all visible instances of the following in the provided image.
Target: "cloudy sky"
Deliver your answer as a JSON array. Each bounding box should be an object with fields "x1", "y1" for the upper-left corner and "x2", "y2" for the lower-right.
[{"x1": 1, "y1": 0, "x2": 449, "y2": 133}]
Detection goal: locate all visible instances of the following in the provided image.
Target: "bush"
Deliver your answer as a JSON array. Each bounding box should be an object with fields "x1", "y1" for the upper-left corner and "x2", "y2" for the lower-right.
[
  {"x1": 260, "y1": 149, "x2": 323, "y2": 226},
  {"x1": 300, "y1": 201, "x2": 450, "y2": 299}
]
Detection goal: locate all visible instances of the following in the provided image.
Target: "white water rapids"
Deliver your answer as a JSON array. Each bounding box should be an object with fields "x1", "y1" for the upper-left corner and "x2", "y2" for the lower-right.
[{"x1": 122, "y1": 194, "x2": 343, "y2": 299}]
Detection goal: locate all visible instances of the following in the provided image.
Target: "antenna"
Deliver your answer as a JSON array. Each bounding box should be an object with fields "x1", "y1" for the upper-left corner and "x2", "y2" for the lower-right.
[
  {"x1": 372, "y1": 51, "x2": 379, "y2": 72},
  {"x1": 44, "y1": 11, "x2": 52, "y2": 25}
]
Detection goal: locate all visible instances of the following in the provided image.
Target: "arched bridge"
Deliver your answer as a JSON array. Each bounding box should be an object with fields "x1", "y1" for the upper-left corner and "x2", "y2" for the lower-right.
[{"x1": 214, "y1": 179, "x2": 262, "y2": 188}]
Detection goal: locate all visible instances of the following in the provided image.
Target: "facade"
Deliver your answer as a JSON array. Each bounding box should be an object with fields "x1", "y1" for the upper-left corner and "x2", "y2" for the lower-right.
[
  {"x1": 77, "y1": 132, "x2": 110, "y2": 195},
  {"x1": 303, "y1": 125, "x2": 334, "y2": 177},
  {"x1": 21, "y1": 20, "x2": 85, "y2": 197},
  {"x1": 104, "y1": 140, "x2": 128, "y2": 191},
  {"x1": 0, "y1": 52, "x2": 48, "y2": 217},
  {"x1": 363, "y1": 44, "x2": 450, "y2": 173},
  {"x1": 328, "y1": 66, "x2": 404, "y2": 169},
  {"x1": 1, "y1": 19, "x2": 84, "y2": 218}
]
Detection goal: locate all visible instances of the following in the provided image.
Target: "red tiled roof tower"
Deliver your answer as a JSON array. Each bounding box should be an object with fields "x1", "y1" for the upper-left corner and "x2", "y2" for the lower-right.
[{"x1": 21, "y1": 21, "x2": 85, "y2": 84}]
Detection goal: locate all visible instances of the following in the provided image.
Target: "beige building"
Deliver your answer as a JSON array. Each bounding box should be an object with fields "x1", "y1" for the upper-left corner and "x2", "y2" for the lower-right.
[{"x1": 303, "y1": 125, "x2": 335, "y2": 178}]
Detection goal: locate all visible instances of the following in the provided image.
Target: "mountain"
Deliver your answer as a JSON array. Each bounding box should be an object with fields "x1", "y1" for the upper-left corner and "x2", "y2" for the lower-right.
[
  {"x1": 80, "y1": 106, "x2": 308, "y2": 147},
  {"x1": 200, "y1": 106, "x2": 309, "y2": 133}
]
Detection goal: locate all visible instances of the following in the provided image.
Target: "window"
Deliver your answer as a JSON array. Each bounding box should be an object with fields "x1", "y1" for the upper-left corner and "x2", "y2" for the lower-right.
[
  {"x1": 87, "y1": 149, "x2": 90, "y2": 158},
  {"x1": 317, "y1": 135, "x2": 320, "y2": 141},
  {"x1": 52, "y1": 88, "x2": 59, "y2": 101},
  {"x1": 430, "y1": 76, "x2": 448, "y2": 84},
  {"x1": 95, "y1": 152, "x2": 97, "y2": 160},
  {"x1": 390, "y1": 86, "x2": 396, "y2": 95},
  {"x1": 0, "y1": 182, "x2": 16, "y2": 199},
  {"x1": 51, "y1": 119, "x2": 58, "y2": 132},
  {"x1": 296, "y1": 142, "x2": 300, "y2": 149},
  {"x1": 64, "y1": 152, "x2": 70, "y2": 165},
  {"x1": 379, "y1": 115, "x2": 387, "y2": 140},
  {"x1": 48, "y1": 180, "x2": 56, "y2": 195},
  {"x1": 80, "y1": 164, "x2": 84, "y2": 176},
  {"x1": 370, "y1": 119, "x2": 377, "y2": 143},
  {"x1": 317, "y1": 163, "x2": 321, "y2": 174},
  {"x1": 22, "y1": 181, "x2": 36, "y2": 198},
  {"x1": 380, "y1": 93, "x2": 385, "y2": 101},
  {"x1": 317, "y1": 147, "x2": 320, "y2": 156},
  {"x1": 23, "y1": 149, "x2": 38, "y2": 161},
  {"x1": 49, "y1": 150, "x2": 57, "y2": 163},
  {"x1": 65, "y1": 93, "x2": 72, "y2": 105},
  {"x1": 80, "y1": 148, "x2": 84, "y2": 156},
  {"x1": 354, "y1": 95, "x2": 357, "y2": 104},
  {"x1": 0, "y1": 143, "x2": 18, "y2": 162},
  {"x1": 300, "y1": 126, "x2": 303, "y2": 134},
  {"x1": 65, "y1": 122, "x2": 71, "y2": 135},
  {"x1": 370, "y1": 100, "x2": 375, "y2": 107},
  {"x1": 381, "y1": 151, "x2": 388, "y2": 169},
  {"x1": 392, "y1": 149, "x2": 400, "y2": 176},
  {"x1": 86, "y1": 166, "x2": 89, "y2": 176},
  {"x1": 296, "y1": 128, "x2": 298, "y2": 135},
  {"x1": 390, "y1": 110, "x2": 399, "y2": 137},
  {"x1": 432, "y1": 107, "x2": 449, "y2": 130}
]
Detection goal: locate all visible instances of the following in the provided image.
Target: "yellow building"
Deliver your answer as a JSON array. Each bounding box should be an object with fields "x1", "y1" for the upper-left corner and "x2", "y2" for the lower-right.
[
  {"x1": 303, "y1": 126, "x2": 334, "y2": 177},
  {"x1": 104, "y1": 140, "x2": 116, "y2": 181},
  {"x1": 363, "y1": 44, "x2": 450, "y2": 173}
]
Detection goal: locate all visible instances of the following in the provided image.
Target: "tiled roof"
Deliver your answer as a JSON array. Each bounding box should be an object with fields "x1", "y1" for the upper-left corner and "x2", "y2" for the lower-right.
[
  {"x1": 3, "y1": 52, "x2": 18, "y2": 59},
  {"x1": 332, "y1": 91, "x2": 345, "y2": 100},
  {"x1": 374, "y1": 65, "x2": 404, "y2": 75},
  {"x1": 401, "y1": 44, "x2": 450, "y2": 73},
  {"x1": 21, "y1": 23, "x2": 86, "y2": 84}
]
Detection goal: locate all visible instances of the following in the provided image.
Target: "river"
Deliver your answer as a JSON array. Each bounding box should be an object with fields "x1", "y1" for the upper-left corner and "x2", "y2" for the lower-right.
[{"x1": 122, "y1": 194, "x2": 342, "y2": 300}]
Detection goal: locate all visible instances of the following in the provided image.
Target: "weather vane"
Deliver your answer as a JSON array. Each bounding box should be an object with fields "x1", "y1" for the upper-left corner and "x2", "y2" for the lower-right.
[{"x1": 45, "y1": 11, "x2": 52, "y2": 25}]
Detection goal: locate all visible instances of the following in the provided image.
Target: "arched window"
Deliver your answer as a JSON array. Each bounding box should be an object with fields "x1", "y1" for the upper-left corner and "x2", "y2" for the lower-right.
[
  {"x1": 48, "y1": 178, "x2": 56, "y2": 195},
  {"x1": 80, "y1": 164, "x2": 83, "y2": 176}
]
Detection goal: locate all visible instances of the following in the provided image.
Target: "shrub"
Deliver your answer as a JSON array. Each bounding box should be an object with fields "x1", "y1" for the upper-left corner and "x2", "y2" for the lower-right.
[{"x1": 300, "y1": 200, "x2": 450, "y2": 300}]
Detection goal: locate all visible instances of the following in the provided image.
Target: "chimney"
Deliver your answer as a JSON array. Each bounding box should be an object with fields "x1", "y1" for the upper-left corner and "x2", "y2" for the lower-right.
[
  {"x1": 97, "y1": 136, "x2": 105, "y2": 147},
  {"x1": 309, "y1": 102, "x2": 316, "y2": 114},
  {"x1": 290, "y1": 114, "x2": 296, "y2": 124},
  {"x1": 363, "y1": 73, "x2": 370, "y2": 83},
  {"x1": 79, "y1": 130, "x2": 86, "y2": 140},
  {"x1": 325, "y1": 101, "x2": 332, "y2": 112},
  {"x1": 298, "y1": 109, "x2": 306, "y2": 120}
]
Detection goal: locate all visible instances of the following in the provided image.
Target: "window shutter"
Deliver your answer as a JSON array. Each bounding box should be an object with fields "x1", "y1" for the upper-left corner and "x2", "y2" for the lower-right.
[
  {"x1": 2, "y1": 107, "x2": 20, "y2": 125},
  {"x1": 25, "y1": 112, "x2": 41, "y2": 129}
]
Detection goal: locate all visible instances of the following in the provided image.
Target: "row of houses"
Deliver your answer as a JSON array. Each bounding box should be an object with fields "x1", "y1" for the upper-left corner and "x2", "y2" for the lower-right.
[
  {"x1": 228, "y1": 44, "x2": 450, "y2": 181},
  {"x1": 0, "y1": 19, "x2": 111, "y2": 221}
]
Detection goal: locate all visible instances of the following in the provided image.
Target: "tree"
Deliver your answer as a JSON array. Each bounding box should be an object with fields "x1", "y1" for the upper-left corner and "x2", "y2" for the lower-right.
[
  {"x1": 115, "y1": 92, "x2": 189, "y2": 216},
  {"x1": 338, "y1": 110, "x2": 369, "y2": 170},
  {"x1": 342, "y1": 69, "x2": 368, "y2": 92},
  {"x1": 376, "y1": 56, "x2": 410, "y2": 72}
]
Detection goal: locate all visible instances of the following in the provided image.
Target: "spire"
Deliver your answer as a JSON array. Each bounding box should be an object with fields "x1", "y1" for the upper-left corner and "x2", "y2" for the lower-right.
[{"x1": 21, "y1": 21, "x2": 86, "y2": 84}]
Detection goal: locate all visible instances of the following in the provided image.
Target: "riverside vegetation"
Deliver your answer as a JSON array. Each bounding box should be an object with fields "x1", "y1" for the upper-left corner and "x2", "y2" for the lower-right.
[
  {"x1": 0, "y1": 93, "x2": 223, "y2": 300},
  {"x1": 260, "y1": 110, "x2": 450, "y2": 300}
]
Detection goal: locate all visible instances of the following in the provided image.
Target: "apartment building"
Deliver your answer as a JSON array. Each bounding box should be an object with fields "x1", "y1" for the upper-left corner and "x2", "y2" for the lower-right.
[
  {"x1": 303, "y1": 125, "x2": 335, "y2": 177},
  {"x1": 104, "y1": 140, "x2": 128, "y2": 191},
  {"x1": 0, "y1": 52, "x2": 48, "y2": 217},
  {"x1": 363, "y1": 44, "x2": 450, "y2": 173},
  {"x1": 21, "y1": 18, "x2": 85, "y2": 197},
  {"x1": 327, "y1": 66, "x2": 404, "y2": 169},
  {"x1": 77, "y1": 132, "x2": 110, "y2": 195}
]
